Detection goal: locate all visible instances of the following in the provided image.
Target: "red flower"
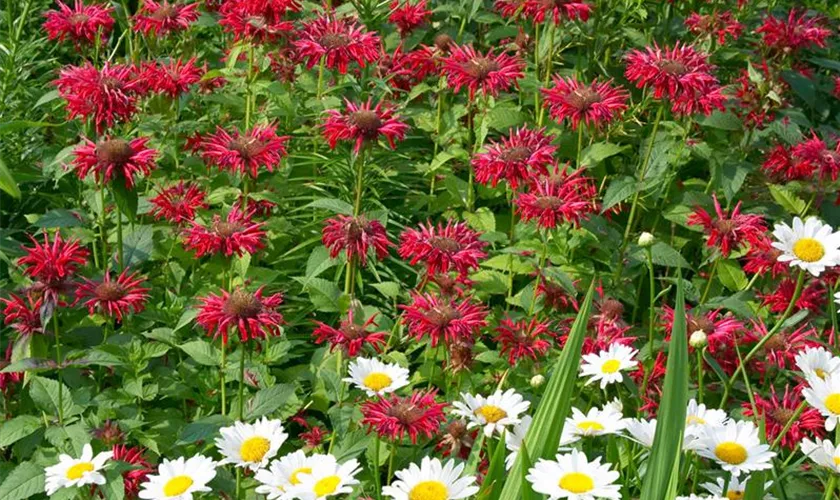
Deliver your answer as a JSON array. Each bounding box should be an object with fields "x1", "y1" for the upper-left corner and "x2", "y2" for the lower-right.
[
  {"x1": 43, "y1": 1, "x2": 114, "y2": 45},
  {"x1": 684, "y1": 11, "x2": 743, "y2": 44},
  {"x1": 515, "y1": 166, "x2": 598, "y2": 228},
  {"x1": 756, "y1": 9, "x2": 831, "y2": 55},
  {"x1": 441, "y1": 45, "x2": 525, "y2": 98},
  {"x1": 219, "y1": 0, "x2": 297, "y2": 42},
  {"x1": 54, "y1": 62, "x2": 141, "y2": 132},
  {"x1": 471, "y1": 127, "x2": 556, "y2": 189},
  {"x1": 758, "y1": 277, "x2": 824, "y2": 315},
  {"x1": 0, "y1": 293, "x2": 43, "y2": 336},
  {"x1": 742, "y1": 386, "x2": 825, "y2": 451},
  {"x1": 76, "y1": 269, "x2": 150, "y2": 320},
  {"x1": 111, "y1": 445, "x2": 153, "y2": 499},
  {"x1": 401, "y1": 292, "x2": 488, "y2": 347},
  {"x1": 526, "y1": 0, "x2": 592, "y2": 24},
  {"x1": 744, "y1": 320, "x2": 819, "y2": 371},
  {"x1": 761, "y1": 143, "x2": 813, "y2": 181},
  {"x1": 200, "y1": 124, "x2": 289, "y2": 178},
  {"x1": 792, "y1": 132, "x2": 840, "y2": 181},
  {"x1": 183, "y1": 207, "x2": 266, "y2": 258},
  {"x1": 388, "y1": 0, "x2": 431, "y2": 37},
  {"x1": 360, "y1": 390, "x2": 447, "y2": 443},
  {"x1": 743, "y1": 236, "x2": 788, "y2": 278},
  {"x1": 834, "y1": 76, "x2": 840, "y2": 99},
  {"x1": 133, "y1": 0, "x2": 199, "y2": 36},
  {"x1": 542, "y1": 77, "x2": 628, "y2": 131},
  {"x1": 71, "y1": 136, "x2": 158, "y2": 188},
  {"x1": 269, "y1": 48, "x2": 298, "y2": 83},
  {"x1": 729, "y1": 61, "x2": 787, "y2": 129},
  {"x1": 322, "y1": 99, "x2": 409, "y2": 154},
  {"x1": 312, "y1": 310, "x2": 387, "y2": 356},
  {"x1": 149, "y1": 181, "x2": 208, "y2": 223},
  {"x1": 494, "y1": 316, "x2": 552, "y2": 365},
  {"x1": 196, "y1": 287, "x2": 284, "y2": 344},
  {"x1": 322, "y1": 215, "x2": 391, "y2": 267},
  {"x1": 300, "y1": 426, "x2": 327, "y2": 449},
  {"x1": 18, "y1": 233, "x2": 88, "y2": 286},
  {"x1": 661, "y1": 306, "x2": 743, "y2": 353},
  {"x1": 537, "y1": 277, "x2": 578, "y2": 311},
  {"x1": 141, "y1": 57, "x2": 204, "y2": 98},
  {"x1": 398, "y1": 220, "x2": 488, "y2": 277},
  {"x1": 686, "y1": 194, "x2": 766, "y2": 257},
  {"x1": 293, "y1": 15, "x2": 381, "y2": 74},
  {"x1": 0, "y1": 343, "x2": 22, "y2": 395},
  {"x1": 436, "y1": 420, "x2": 476, "y2": 460}
]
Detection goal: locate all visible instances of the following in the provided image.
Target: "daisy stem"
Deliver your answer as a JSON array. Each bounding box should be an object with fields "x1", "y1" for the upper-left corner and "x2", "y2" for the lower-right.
[
  {"x1": 235, "y1": 468, "x2": 242, "y2": 499},
  {"x1": 645, "y1": 246, "x2": 655, "y2": 362},
  {"x1": 53, "y1": 313, "x2": 64, "y2": 426},
  {"x1": 386, "y1": 442, "x2": 397, "y2": 480},
  {"x1": 696, "y1": 348, "x2": 704, "y2": 405},
  {"x1": 825, "y1": 427, "x2": 840, "y2": 499},
  {"x1": 220, "y1": 341, "x2": 227, "y2": 417},
  {"x1": 237, "y1": 346, "x2": 246, "y2": 421},
  {"x1": 506, "y1": 187, "x2": 516, "y2": 307},
  {"x1": 373, "y1": 437, "x2": 382, "y2": 500},
  {"x1": 769, "y1": 400, "x2": 806, "y2": 450}
]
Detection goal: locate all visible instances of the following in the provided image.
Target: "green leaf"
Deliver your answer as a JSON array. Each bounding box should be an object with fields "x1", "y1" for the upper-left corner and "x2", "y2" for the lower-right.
[
  {"x1": 716, "y1": 259, "x2": 748, "y2": 291},
  {"x1": 121, "y1": 225, "x2": 154, "y2": 267},
  {"x1": 0, "y1": 157, "x2": 21, "y2": 199},
  {"x1": 640, "y1": 276, "x2": 688, "y2": 500},
  {"x1": 29, "y1": 376, "x2": 76, "y2": 418},
  {"x1": 768, "y1": 184, "x2": 806, "y2": 215},
  {"x1": 498, "y1": 281, "x2": 596, "y2": 500},
  {"x1": 102, "y1": 467, "x2": 125, "y2": 500},
  {"x1": 580, "y1": 142, "x2": 626, "y2": 168},
  {"x1": 649, "y1": 242, "x2": 691, "y2": 269},
  {"x1": 243, "y1": 384, "x2": 297, "y2": 420},
  {"x1": 601, "y1": 176, "x2": 637, "y2": 212},
  {"x1": 180, "y1": 340, "x2": 220, "y2": 366},
  {"x1": 179, "y1": 415, "x2": 232, "y2": 444},
  {"x1": 697, "y1": 110, "x2": 743, "y2": 131},
  {"x1": 174, "y1": 308, "x2": 197, "y2": 333},
  {"x1": 34, "y1": 209, "x2": 83, "y2": 228},
  {"x1": 0, "y1": 462, "x2": 44, "y2": 500},
  {"x1": 306, "y1": 198, "x2": 354, "y2": 215},
  {"x1": 721, "y1": 162, "x2": 751, "y2": 203},
  {"x1": 478, "y1": 430, "x2": 509, "y2": 500},
  {"x1": 0, "y1": 416, "x2": 41, "y2": 448},
  {"x1": 464, "y1": 207, "x2": 496, "y2": 233},
  {"x1": 111, "y1": 181, "x2": 138, "y2": 220},
  {"x1": 782, "y1": 71, "x2": 816, "y2": 108},
  {"x1": 517, "y1": 439, "x2": 536, "y2": 500}
]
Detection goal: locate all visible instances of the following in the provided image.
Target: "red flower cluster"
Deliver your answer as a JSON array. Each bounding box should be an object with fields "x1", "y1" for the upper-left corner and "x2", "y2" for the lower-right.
[
  {"x1": 542, "y1": 77, "x2": 628, "y2": 131},
  {"x1": 43, "y1": 0, "x2": 114, "y2": 45},
  {"x1": 742, "y1": 386, "x2": 824, "y2": 450},
  {"x1": 0, "y1": 293, "x2": 43, "y2": 337},
  {"x1": 321, "y1": 215, "x2": 391, "y2": 267},
  {"x1": 312, "y1": 311, "x2": 387, "y2": 357},
  {"x1": 401, "y1": 292, "x2": 488, "y2": 347},
  {"x1": 133, "y1": 0, "x2": 199, "y2": 36},
  {"x1": 18, "y1": 233, "x2": 89, "y2": 288},
  {"x1": 441, "y1": 45, "x2": 524, "y2": 98},
  {"x1": 687, "y1": 194, "x2": 766, "y2": 257},
  {"x1": 54, "y1": 62, "x2": 143, "y2": 132},
  {"x1": 111, "y1": 445, "x2": 154, "y2": 499},
  {"x1": 495, "y1": 0, "x2": 592, "y2": 23},
  {"x1": 399, "y1": 221, "x2": 488, "y2": 277},
  {"x1": 360, "y1": 390, "x2": 447, "y2": 443},
  {"x1": 196, "y1": 287, "x2": 284, "y2": 344},
  {"x1": 729, "y1": 61, "x2": 787, "y2": 128},
  {"x1": 76, "y1": 269, "x2": 150, "y2": 320},
  {"x1": 756, "y1": 9, "x2": 831, "y2": 55},
  {"x1": 201, "y1": 124, "x2": 289, "y2": 178},
  {"x1": 139, "y1": 57, "x2": 204, "y2": 98},
  {"x1": 388, "y1": 0, "x2": 432, "y2": 37},
  {"x1": 472, "y1": 127, "x2": 556, "y2": 189},
  {"x1": 219, "y1": 0, "x2": 298, "y2": 42},
  {"x1": 293, "y1": 15, "x2": 381, "y2": 74},
  {"x1": 494, "y1": 316, "x2": 552, "y2": 365},
  {"x1": 149, "y1": 182, "x2": 209, "y2": 223},
  {"x1": 71, "y1": 136, "x2": 158, "y2": 188},
  {"x1": 322, "y1": 99, "x2": 409, "y2": 154},
  {"x1": 762, "y1": 132, "x2": 840, "y2": 182},
  {"x1": 758, "y1": 277, "x2": 824, "y2": 315},
  {"x1": 684, "y1": 11, "x2": 743, "y2": 44},
  {"x1": 183, "y1": 207, "x2": 266, "y2": 258},
  {"x1": 515, "y1": 166, "x2": 598, "y2": 229}
]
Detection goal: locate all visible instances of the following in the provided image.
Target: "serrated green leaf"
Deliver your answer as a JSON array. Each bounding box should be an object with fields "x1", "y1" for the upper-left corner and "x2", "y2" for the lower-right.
[
  {"x1": 243, "y1": 384, "x2": 297, "y2": 420},
  {"x1": 29, "y1": 376, "x2": 77, "y2": 418},
  {"x1": 180, "y1": 340, "x2": 220, "y2": 366},
  {"x1": 602, "y1": 176, "x2": 637, "y2": 212},
  {"x1": 580, "y1": 142, "x2": 626, "y2": 168},
  {"x1": 649, "y1": 242, "x2": 691, "y2": 269},
  {"x1": 716, "y1": 259, "x2": 748, "y2": 291},
  {"x1": 768, "y1": 184, "x2": 806, "y2": 215},
  {"x1": 0, "y1": 462, "x2": 44, "y2": 500},
  {"x1": 0, "y1": 416, "x2": 41, "y2": 448}
]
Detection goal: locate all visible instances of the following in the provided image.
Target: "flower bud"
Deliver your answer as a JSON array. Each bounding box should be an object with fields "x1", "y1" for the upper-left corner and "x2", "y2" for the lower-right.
[
  {"x1": 689, "y1": 330, "x2": 708, "y2": 348},
  {"x1": 530, "y1": 374, "x2": 545, "y2": 388},
  {"x1": 638, "y1": 231, "x2": 655, "y2": 247}
]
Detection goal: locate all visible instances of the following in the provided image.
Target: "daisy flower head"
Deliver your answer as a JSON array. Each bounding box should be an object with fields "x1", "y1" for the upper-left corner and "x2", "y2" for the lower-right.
[
  {"x1": 44, "y1": 444, "x2": 113, "y2": 496},
  {"x1": 360, "y1": 389, "x2": 448, "y2": 443},
  {"x1": 75, "y1": 268, "x2": 150, "y2": 320},
  {"x1": 133, "y1": 0, "x2": 199, "y2": 37},
  {"x1": 441, "y1": 45, "x2": 525, "y2": 99},
  {"x1": 137, "y1": 454, "x2": 217, "y2": 500},
  {"x1": 687, "y1": 194, "x2": 767, "y2": 257},
  {"x1": 293, "y1": 15, "x2": 381, "y2": 75},
  {"x1": 541, "y1": 77, "x2": 628, "y2": 131},
  {"x1": 71, "y1": 136, "x2": 158, "y2": 188},
  {"x1": 382, "y1": 456, "x2": 479, "y2": 500},
  {"x1": 215, "y1": 418, "x2": 288, "y2": 471},
  {"x1": 803, "y1": 372, "x2": 840, "y2": 431},
  {"x1": 701, "y1": 476, "x2": 772, "y2": 500},
  {"x1": 322, "y1": 98, "x2": 409, "y2": 154},
  {"x1": 398, "y1": 220, "x2": 488, "y2": 278},
  {"x1": 694, "y1": 420, "x2": 776, "y2": 476},
  {"x1": 771, "y1": 217, "x2": 840, "y2": 276},
  {"x1": 284, "y1": 454, "x2": 361, "y2": 500},
  {"x1": 684, "y1": 398, "x2": 729, "y2": 446},
  {"x1": 451, "y1": 389, "x2": 530, "y2": 438},
  {"x1": 801, "y1": 438, "x2": 840, "y2": 473},
  {"x1": 43, "y1": 1, "x2": 114, "y2": 46},
  {"x1": 560, "y1": 405, "x2": 626, "y2": 445},
  {"x1": 322, "y1": 215, "x2": 391, "y2": 267},
  {"x1": 313, "y1": 310, "x2": 387, "y2": 357},
  {"x1": 505, "y1": 415, "x2": 532, "y2": 470},
  {"x1": 182, "y1": 206, "x2": 266, "y2": 258},
  {"x1": 344, "y1": 357, "x2": 410, "y2": 397},
  {"x1": 580, "y1": 343, "x2": 638, "y2": 389},
  {"x1": 471, "y1": 127, "x2": 556, "y2": 189},
  {"x1": 622, "y1": 417, "x2": 656, "y2": 448},
  {"x1": 255, "y1": 450, "x2": 323, "y2": 499},
  {"x1": 526, "y1": 449, "x2": 621, "y2": 500},
  {"x1": 200, "y1": 124, "x2": 289, "y2": 178},
  {"x1": 196, "y1": 286, "x2": 284, "y2": 345},
  {"x1": 795, "y1": 346, "x2": 840, "y2": 381}
]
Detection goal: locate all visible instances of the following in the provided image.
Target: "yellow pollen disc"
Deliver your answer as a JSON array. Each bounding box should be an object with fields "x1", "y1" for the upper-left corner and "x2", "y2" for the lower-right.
[
  {"x1": 313, "y1": 475, "x2": 341, "y2": 496},
  {"x1": 363, "y1": 372, "x2": 393, "y2": 392},
  {"x1": 833, "y1": 456, "x2": 840, "y2": 466},
  {"x1": 240, "y1": 436, "x2": 271, "y2": 463},
  {"x1": 163, "y1": 475, "x2": 194, "y2": 497},
  {"x1": 686, "y1": 415, "x2": 706, "y2": 425},
  {"x1": 558, "y1": 472, "x2": 594, "y2": 493},
  {"x1": 577, "y1": 420, "x2": 604, "y2": 432},
  {"x1": 290, "y1": 467, "x2": 312, "y2": 485},
  {"x1": 793, "y1": 237, "x2": 825, "y2": 263},
  {"x1": 475, "y1": 405, "x2": 507, "y2": 423},
  {"x1": 408, "y1": 480, "x2": 449, "y2": 500},
  {"x1": 601, "y1": 359, "x2": 621, "y2": 374},
  {"x1": 816, "y1": 368, "x2": 828, "y2": 379},
  {"x1": 826, "y1": 393, "x2": 840, "y2": 414},
  {"x1": 65, "y1": 462, "x2": 94, "y2": 480},
  {"x1": 727, "y1": 491, "x2": 744, "y2": 500},
  {"x1": 714, "y1": 441, "x2": 748, "y2": 465}
]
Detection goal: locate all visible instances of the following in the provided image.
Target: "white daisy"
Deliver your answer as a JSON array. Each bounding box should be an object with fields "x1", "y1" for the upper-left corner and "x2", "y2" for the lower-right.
[
  {"x1": 138, "y1": 455, "x2": 217, "y2": 500},
  {"x1": 382, "y1": 456, "x2": 479, "y2": 500},
  {"x1": 675, "y1": 495, "x2": 725, "y2": 500},
  {"x1": 771, "y1": 217, "x2": 840, "y2": 276},
  {"x1": 559, "y1": 405, "x2": 626, "y2": 445},
  {"x1": 802, "y1": 372, "x2": 840, "y2": 431},
  {"x1": 255, "y1": 450, "x2": 324, "y2": 499},
  {"x1": 284, "y1": 454, "x2": 360, "y2": 500},
  {"x1": 44, "y1": 444, "x2": 113, "y2": 496},
  {"x1": 215, "y1": 417, "x2": 288, "y2": 471},
  {"x1": 795, "y1": 346, "x2": 840, "y2": 381},
  {"x1": 694, "y1": 420, "x2": 776, "y2": 476},
  {"x1": 684, "y1": 399, "x2": 729, "y2": 449},
  {"x1": 505, "y1": 415, "x2": 532, "y2": 470},
  {"x1": 450, "y1": 389, "x2": 530, "y2": 438},
  {"x1": 343, "y1": 357, "x2": 410, "y2": 397},
  {"x1": 623, "y1": 418, "x2": 657, "y2": 448},
  {"x1": 701, "y1": 476, "x2": 774, "y2": 500},
  {"x1": 579, "y1": 343, "x2": 638, "y2": 389},
  {"x1": 801, "y1": 437, "x2": 840, "y2": 472},
  {"x1": 526, "y1": 449, "x2": 621, "y2": 500}
]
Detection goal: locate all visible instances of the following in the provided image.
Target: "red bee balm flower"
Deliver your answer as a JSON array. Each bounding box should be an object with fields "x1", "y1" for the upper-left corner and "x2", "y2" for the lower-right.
[
  {"x1": 201, "y1": 124, "x2": 289, "y2": 178},
  {"x1": 742, "y1": 386, "x2": 825, "y2": 450},
  {"x1": 219, "y1": 0, "x2": 297, "y2": 42},
  {"x1": 322, "y1": 99, "x2": 409, "y2": 154},
  {"x1": 684, "y1": 11, "x2": 743, "y2": 44},
  {"x1": 54, "y1": 62, "x2": 141, "y2": 132},
  {"x1": 759, "y1": 278, "x2": 824, "y2": 315},
  {"x1": 0, "y1": 293, "x2": 43, "y2": 336},
  {"x1": 360, "y1": 390, "x2": 447, "y2": 443},
  {"x1": 441, "y1": 45, "x2": 524, "y2": 98},
  {"x1": 43, "y1": 1, "x2": 114, "y2": 45},
  {"x1": 18, "y1": 233, "x2": 88, "y2": 285},
  {"x1": 401, "y1": 292, "x2": 488, "y2": 347},
  {"x1": 293, "y1": 15, "x2": 381, "y2": 74},
  {"x1": 541, "y1": 77, "x2": 628, "y2": 130},
  {"x1": 399, "y1": 221, "x2": 488, "y2": 277},
  {"x1": 196, "y1": 287, "x2": 284, "y2": 344},
  {"x1": 515, "y1": 167, "x2": 598, "y2": 228},
  {"x1": 494, "y1": 316, "x2": 552, "y2": 365},
  {"x1": 312, "y1": 311, "x2": 387, "y2": 356},
  {"x1": 71, "y1": 136, "x2": 158, "y2": 188},
  {"x1": 183, "y1": 207, "x2": 266, "y2": 258},
  {"x1": 111, "y1": 445, "x2": 153, "y2": 499},
  {"x1": 661, "y1": 306, "x2": 743, "y2": 353},
  {"x1": 149, "y1": 182, "x2": 208, "y2": 223},
  {"x1": 141, "y1": 57, "x2": 204, "y2": 98},
  {"x1": 322, "y1": 215, "x2": 391, "y2": 267},
  {"x1": 526, "y1": 0, "x2": 592, "y2": 24},
  {"x1": 133, "y1": 0, "x2": 200, "y2": 36},
  {"x1": 686, "y1": 194, "x2": 766, "y2": 257},
  {"x1": 471, "y1": 127, "x2": 556, "y2": 189},
  {"x1": 756, "y1": 9, "x2": 831, "y2": 55},
  {"x1": 76, "y1": 269, "x2": 150, "y2": 320},
  {"x1": 791, "y1": 133, "x2": 840, "y2": 181},
  {"x1": 388, "y1": 0, "x2": 432, "y2": 37}
]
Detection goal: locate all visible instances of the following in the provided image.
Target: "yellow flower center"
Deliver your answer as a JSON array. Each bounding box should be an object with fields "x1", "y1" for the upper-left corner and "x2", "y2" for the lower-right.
[
  {"x1": 290, "y1": 467, "x2": 312, "y2": 485},
  {"x1": 826, "y1": 393, "x2": 840, "y2": 414},
  {"x1": 833, "y1": 456, "x2": 840, "y2": 466},
  {"x1": 558, "y1": 472, "x2": 594, "y2": 493},
  {"x1": 313, "y1": 475, "x2": 341, "y2": 496},
  {"x1": 408, "y1": 480, "x2": 449, "y2": 500},
  {"x1": 240, "y1": 436, "x2": 271, "y2": 463},
  {"x1": 727, "y1": 491, "x2": 744, "y2": 500},
  {"x1": 363, "y1": 372, "x2": 393, "y2": 391},
  {"x1": 163, "y1": 475, "x2": 194, "y2": 497},
  {"x1": 715, "y1": 441, "x2": 748, "y2": 465},
  {"x1": 816, "y1": 368, "x2": 828, "y2": 379},
  {"x1": 601, "y1": 359, "x2": 621, "y2": 374},
  {"x1": 475, "y1": 405, "x2": 507, "y2": 423},
  {"x1": 577, "y1": 420, "x2": 604, "y2": 432},
  {"x1": 686, "y1": 415, "x2": 706, "y2": 425},
  {"x1": 793, "y1": 237, "x2": 825, "y2": 263},
  {"x1": 65, "y1": 462, "x2": 94, "y2": 480}
]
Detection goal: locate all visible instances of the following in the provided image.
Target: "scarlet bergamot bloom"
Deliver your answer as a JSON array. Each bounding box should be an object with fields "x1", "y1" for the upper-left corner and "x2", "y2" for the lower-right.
[
  {"x1": 382, "y1": 456, "x2": 479, "y2": 500},
  {"x1": 215, "y1": 418, "x2": 288, "y2": 471},
  {"x1": 579, "y1": 343, "x2": 638, "y2": 389},
  {"x1": 44, "y1": 444, "x2": 113, "y2": 496},
  {"x1": 771, "y1": 217, "x2": 840, "y2": 276},
  {"x1": 803, "y1": 372, "x2": 840, "y2": 431},
  {"x1": 344, "y1": 357, "x2": 410, "y2": 397},
  {"x1": 137, "y1": 454, "x2": 217, "y2": 500},
  {"x1": 450, "y1": 388, "x2": 530, "y2": 438},
  {"x1": 526, "y1": 449, "x2": 621, "y2": 500},
  {"x1": 694, "y1": 420, "x2": 776, "y2": 476}
]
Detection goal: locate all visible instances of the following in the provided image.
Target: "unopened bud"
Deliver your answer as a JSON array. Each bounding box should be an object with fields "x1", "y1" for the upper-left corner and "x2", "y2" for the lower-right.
[
  {"x1": 530, "y1": 374, "x2": 545, "y2": 388},
  {"x1": 638, "y1": 232, "x2": 655, "y2": 247},
  {"x1": 689, "y1": 330, "x2": 708, "y2": 348}
]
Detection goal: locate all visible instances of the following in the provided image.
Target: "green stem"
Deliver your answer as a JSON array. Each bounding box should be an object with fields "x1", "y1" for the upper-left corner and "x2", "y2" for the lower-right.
[
  {"x1": 825, "y1": 427, "x2": 840, "y2": 499},
  {"x1": 245, "y1": 42, "x2": 255, "y2": 130},
  {"x1": 316, "y1": 55, "x2": 325, "y2": 100},
  {"x1": 220, "y1": 341, "x2": 227, "y2": 417},
  {"x1": 99, "y1": 180, "x2": 108, "y2": 269},
  {"x1": 533, "y1": 23, "x2": 540, "y2": 117},
  {"x1": 576, "y1": 125, "x2": 584, "y2": 167},
  {"x1": 374, "y1": 438, "x2": 382, "y2": 500},
  {"x1": 646, "y1": 247, "x2": 655, "y2": 361},
  {"x1": 237, "y1": 347, "x2": 246, "y2": 420},
  {"x1": 528, "y1": 230, "x2": 548, "y2": 317},
  {"x1": 770, "y1": 401, "x2": 807, "y2": 450},
  {"x1": 506, "y1": 188, "x2": 516, "y2": 305},
  {"x1": 699, "y1": 258, "x2": 719, "y2": 304},
  {"x1": 115, "y1": 190, "x2": 124, "y2": 270},
  {"x1": 53, "y1": 313, "x2": 64, "y2": 426},
  {"x1": 696, "y1": 349, "x2": 704, "y2": 405}
]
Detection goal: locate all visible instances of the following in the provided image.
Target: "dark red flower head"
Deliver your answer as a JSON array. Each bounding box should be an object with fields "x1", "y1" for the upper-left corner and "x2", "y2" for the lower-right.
[
  {"x1": 441, "y1": 45, "x2": 525, "y2": 99},
  {"x1": 133, "y1": 0, "x2": 200, "y2": 36},
  {"x1": 388, "y1": 0, "x2": 432, "y2": 37},
  {"x1": 149, "y1": 181, "x2": 208, "y2": 224},
  {"x1": 686, "y1": 194, "x2": 766, "y2": 257},
  {"x1": 661, "y1": 305, "x2": 743, "y2": 353},
  {"x1": 111, "y1": 445, "x2": 153, "y2": 500},
  {"x1": 792, "y1": 132, "x2": 840, "y2": 181},
  {"x1": 401, "y1": 292, "x2": 488, "y2": 347},
  {"x1": 312, "y1": 310, "x2": 387, "y2": 357},
  {"x1": 399, "y1": 220, "x2": 488, "y2": 277},
  {"x1": 515, "y1": 166, "x2": 598, "y2": 228},
  {"x1": 200, "y1": 124, "x2": 289, "y2": 178},
  {"x1": 756, "y1": 9, "x2": 831, "y2": 55},
  {"x1": 54, "y1": 62, "x2": 142, "y2": 132},
  {"x1": 758, "y1": 277, "x2": 824, "y2": 316},
  {"x1": 360, "y1": 389, "x2": 447, "y2": 443},
  {"x1": 742, "y1": 385, "x2": 825, "y2": 451},
  {"x1": 183, "y1": 206, "x2": 266, "y2": 258},
  {"x1": 322, "y1": 215, "x2": 391, "y2": 267},
  {"x1": 494, "y1": 316, "x2": 552, "y2": 365},
  {"x1": 76, "y1": 269, "x2": 150, "y2": 320},
  {"x1": 542, "y1": 77, "x2": 628, "y2": 130},
  {"x1": 322, "y1": 99, "x2": 409, "y2": 154},
  {"x1": 0, "y1": 343, "x2": 22, "y2": 395},
  {"x1": 43, "y1": 1, "x2": 114, "y2": 45},
  {"x1": 196, "y1": 286, "x2": 284, "y2": 344},
  {"x1": 140, "y1": 57, "x2": 204, "y2": 98},
  {"x1": 219, "y1": 0, "x2": 298, "y2": 42},
  {"x1": 495, "y1": 0, "x2": 592, "y2": 23},
  {"x1": 71, "y1": 136, "x2": 158, "y2": 188},
  {"x1": 293, "y1": 15, "x2": 381, "y2": 74},
  {"x1": 684, "y1": 11, "x2": 743, "y2": 44},
  {"x1": 1, "y1": 293, "x2": 44, "y2": 337},
  {"x1": 743, "y1": 235, "x2": 788, "y2": 278},
  {"x1": 471, "y1": 127, "x2": 556, "y2": 189},
  {"x1": 18, "y1": 233, "x2": 88, "y2": 286}
]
